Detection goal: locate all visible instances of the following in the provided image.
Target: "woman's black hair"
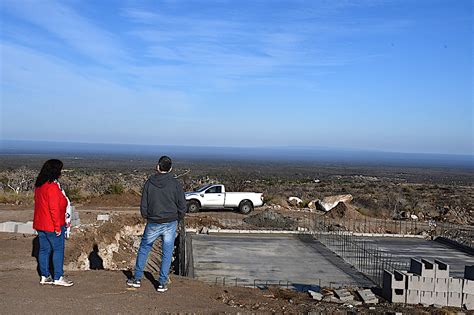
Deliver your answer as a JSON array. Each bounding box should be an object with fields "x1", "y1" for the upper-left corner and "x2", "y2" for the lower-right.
[{"x1": 35, "y1": 159, "x2": 63, "y2": 187}]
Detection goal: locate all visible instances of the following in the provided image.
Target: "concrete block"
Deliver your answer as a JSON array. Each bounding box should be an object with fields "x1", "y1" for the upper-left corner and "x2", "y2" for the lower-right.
[
  {"x1": 72, "y1": 207, "x2": 80, "y2": 220},
  {"x1": 405, "y1": 273, "x2": 420, "y2": 290},
  {"x1": 434, "y1": 292, "x2": 448, "y2": 306},
  {"x1": 435, "y1": 278, "x2": 449, "y2": 292},
  {"x1": 410, "y1": 258, "x2": 435, "y2": 278},
  {"x1": 0, "y1": 221, "x2": 36, "y2": 234},
  {"x1": 420, "y1": 291, "x2": 435, "y2": 305},
  {"x1": 465, "y1": 266, "x2": 474, "y2": 281},
  {"x1": 334, "y1": 289, "x2": 354, "y2": 302},
  {"x1": 449, "y1": 278, "x2": 464, "y2": 293},
  {"x1": 434, "y1": 260, "x2": 450, "y2": 278},
  {"x1": 463, "y1": 293, "x2": 474, "y2": 310},
  {"x1": 385, "y1": 288, "x2": 406, "y2": 304},
  {"x1": 357, "y1": 289, "x2": 378, "y2": 304},
  {"x1": 16, "y1": 221, "x2": 36, "y2": 234},
  {"x1": 384, "y1": 270, "x2": 406, "y2": 290},
  {"x1": 419, "y1": 277, "x2": 435, "y2": 292},
  {"x1": 447, "y1": 292, "x2": 462, "y2": 308},
  {"x1": 0, "y1": 221, "x2": 17, "y2": 233},
  {"x1": 406, "y1": 290, "x2": 420, "y2": 305},
  {"x1": 464, "y1": 279, "x2": 474, "y2": 295},
  {"x1": 308, "y1": 290, "x2": 323, "y2": 301},
  {"x1": 406, "y1": 273, "x2": 435, "y2": 291}
]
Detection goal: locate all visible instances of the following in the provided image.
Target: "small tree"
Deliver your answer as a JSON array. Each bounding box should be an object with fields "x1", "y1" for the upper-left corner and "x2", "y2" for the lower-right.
[{"x1": 5, "y1": 167, "x2": 36, "y2": 194}]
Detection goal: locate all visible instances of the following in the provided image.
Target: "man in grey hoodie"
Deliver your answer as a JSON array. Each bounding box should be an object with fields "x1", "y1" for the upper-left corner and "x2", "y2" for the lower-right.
[{"x1": 127, "y1": 156, "x2": 186, "y2": 292}]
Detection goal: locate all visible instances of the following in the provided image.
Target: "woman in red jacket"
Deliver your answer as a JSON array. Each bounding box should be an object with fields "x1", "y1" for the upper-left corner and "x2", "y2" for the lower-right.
[{"x1": 33, "y1": 159, "x2": 73, "y2": 287}]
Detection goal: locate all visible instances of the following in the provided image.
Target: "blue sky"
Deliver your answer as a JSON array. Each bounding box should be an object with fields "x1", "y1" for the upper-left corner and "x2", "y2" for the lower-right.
[{"x1": 0, "y1": 0, "x2": 472, "y2": 155}]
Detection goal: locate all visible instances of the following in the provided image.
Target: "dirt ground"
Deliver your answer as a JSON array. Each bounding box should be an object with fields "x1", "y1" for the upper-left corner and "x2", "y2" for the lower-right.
[{"x1": 1, "y1": 232, "x2": 459, "y2": 314}]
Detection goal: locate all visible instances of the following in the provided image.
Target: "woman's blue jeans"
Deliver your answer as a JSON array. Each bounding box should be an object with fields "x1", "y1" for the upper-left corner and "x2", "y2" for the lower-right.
[
  {"x1": 134, "y1": 221, "x2": 177, "y2": 285},
  {"x1": 37, "y1": 226, "x2": 65, "y2": 280}
]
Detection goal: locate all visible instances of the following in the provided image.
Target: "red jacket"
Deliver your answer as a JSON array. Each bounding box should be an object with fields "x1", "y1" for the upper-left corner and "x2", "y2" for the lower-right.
[{"x1": 33, "y1": 181, "x2": 67, "y2": 232}]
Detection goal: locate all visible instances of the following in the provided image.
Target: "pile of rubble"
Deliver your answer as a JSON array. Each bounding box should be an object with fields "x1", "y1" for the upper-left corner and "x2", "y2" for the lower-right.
[
  {"x1": 307, "y1": 287, "x2": 378, "y2": 307},
  {"x1": 243, "y1": 208, "x2": 296, "y2": 229}
]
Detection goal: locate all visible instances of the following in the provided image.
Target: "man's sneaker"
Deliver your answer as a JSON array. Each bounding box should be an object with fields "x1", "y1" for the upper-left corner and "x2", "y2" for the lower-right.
[
  {"x1": 126, "y1": 278, "x2": 141, "y2": 288},
  {"x1": 40, "y1": 276, "x2": 53, "y2": 285},
  {"x1": 53, "y1": 276, "x2": 74, "y2": 287},
  {"x1": 157, "y1": 284, "x2": 168, "y2": 292}
]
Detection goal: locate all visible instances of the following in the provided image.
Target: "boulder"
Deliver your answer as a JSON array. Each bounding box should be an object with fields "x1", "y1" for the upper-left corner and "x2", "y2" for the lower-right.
[{"x1": 318, "y1": 194, "x2": 353, "y2": 212}]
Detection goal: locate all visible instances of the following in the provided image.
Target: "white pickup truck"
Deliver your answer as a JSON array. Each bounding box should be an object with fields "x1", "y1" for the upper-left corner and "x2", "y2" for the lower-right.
[{"x1": 185, "y1": 184, "x2": 264, "y2": 214}]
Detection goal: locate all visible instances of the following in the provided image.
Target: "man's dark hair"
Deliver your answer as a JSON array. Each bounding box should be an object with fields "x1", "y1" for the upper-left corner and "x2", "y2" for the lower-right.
[
  {"x1": 35, "y1": 159, "x2": 63, "y2": 187},
  {"x1": 158, "y1": 156, "x2": 172, "y2": 172}
]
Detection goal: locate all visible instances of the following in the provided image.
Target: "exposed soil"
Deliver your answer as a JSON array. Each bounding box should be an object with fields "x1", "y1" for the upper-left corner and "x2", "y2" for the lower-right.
[
  {"x1": 81, "y1": 192, "x2": 141, "y2": 207},
  {"x1": 64, "y1": 214, "x2": 144, "y2": 270},
  {"x1": 244, "y1": 208, "x2": 297, "y2": 229}
]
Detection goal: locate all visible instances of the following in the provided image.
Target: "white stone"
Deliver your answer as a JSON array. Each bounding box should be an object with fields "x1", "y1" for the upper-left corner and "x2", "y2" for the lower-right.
[
  {"x1": 288, "y1": 197, "x2": 302, "y2": 204},
  {"x1": 97, "y1": 214, "x2": 110, "y2": 221},
  {"x1": 308, "y1": 290, "x2": 323, "y2": 301}
]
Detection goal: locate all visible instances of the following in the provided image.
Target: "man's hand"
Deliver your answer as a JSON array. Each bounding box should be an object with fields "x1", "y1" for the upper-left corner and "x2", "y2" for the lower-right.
[{"x1": 55, "y1": 230, "x2": 61, "y2": 236}]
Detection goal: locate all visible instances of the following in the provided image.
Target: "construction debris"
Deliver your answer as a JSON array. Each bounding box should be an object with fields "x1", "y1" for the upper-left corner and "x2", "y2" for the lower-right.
[{"x1": 357, "y1": 289, "x2": 379, "y2": 304}]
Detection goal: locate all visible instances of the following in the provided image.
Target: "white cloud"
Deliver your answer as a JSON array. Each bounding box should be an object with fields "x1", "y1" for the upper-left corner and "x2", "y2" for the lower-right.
[
  {"x1": 2, "y1": 0, "x2": 127, "y2": 65},
  {"x1": 1, "y1": 42, "x2": 192, "y2": 142}
]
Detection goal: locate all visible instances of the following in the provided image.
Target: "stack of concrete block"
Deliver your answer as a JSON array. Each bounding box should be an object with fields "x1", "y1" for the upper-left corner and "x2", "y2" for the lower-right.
[
  {"x1": 0, "y1": 221, "x2": 36, "y2": 234},
  {"x1": 464, "y1": 266, "x2": 474, "y2": 310},
  {"x1": 382, "y1": 259, "x2": 473, "y2": 309}
]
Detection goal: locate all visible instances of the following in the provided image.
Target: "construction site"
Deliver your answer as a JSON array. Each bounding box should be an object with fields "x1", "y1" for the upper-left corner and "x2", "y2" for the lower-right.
[{"x1": 1, "y1": 198, "x2": 473, "y2": 313}]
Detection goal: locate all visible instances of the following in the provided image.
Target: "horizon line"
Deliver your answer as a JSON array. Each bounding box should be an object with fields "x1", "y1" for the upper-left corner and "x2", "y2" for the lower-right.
[{"x1": 1, "y1": 139, "x2": 473, "y2": 157}]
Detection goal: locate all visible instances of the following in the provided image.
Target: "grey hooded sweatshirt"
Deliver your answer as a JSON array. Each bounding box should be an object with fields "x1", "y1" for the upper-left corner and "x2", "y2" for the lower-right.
[{"x1": 140, "y1": 173, "x2": 186, "y2": 224}]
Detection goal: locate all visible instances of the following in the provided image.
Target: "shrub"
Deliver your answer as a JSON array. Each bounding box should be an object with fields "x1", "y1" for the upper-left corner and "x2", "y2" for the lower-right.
[
  {"x1": 107, "y1": 183, "x2": 125, "y2": 195},
  {"x1": 64, "y1": 187, "x2": 83, "y2": 202}
]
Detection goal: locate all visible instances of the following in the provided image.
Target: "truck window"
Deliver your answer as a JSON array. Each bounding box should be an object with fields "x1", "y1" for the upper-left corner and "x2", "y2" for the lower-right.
[{"x1": 206, "y1": 186, "x2": 222, "y2": 194}]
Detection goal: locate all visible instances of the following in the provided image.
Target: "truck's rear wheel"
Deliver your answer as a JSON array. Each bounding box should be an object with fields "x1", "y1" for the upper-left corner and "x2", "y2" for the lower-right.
[
  {"x1": 239, "y1": 200, "x2": 253, "y2": 214},
  {"x1": 187, "y1": 200, "x2": 200, "y2": 213}
]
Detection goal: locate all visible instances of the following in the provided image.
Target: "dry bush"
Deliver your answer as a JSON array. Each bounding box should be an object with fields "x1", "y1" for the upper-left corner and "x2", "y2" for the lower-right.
[{"x1": 265, "y1": 194, "x2": 288, "y2": 207}]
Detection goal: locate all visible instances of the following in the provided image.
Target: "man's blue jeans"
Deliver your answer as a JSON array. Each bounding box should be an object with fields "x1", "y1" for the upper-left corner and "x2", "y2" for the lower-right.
[
  {"x1": 134, "y1": 221, "x2": 177, "y2": 285},
  {"x1": 37, "y1": 226, "x2": 65, "y2": 280}
]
